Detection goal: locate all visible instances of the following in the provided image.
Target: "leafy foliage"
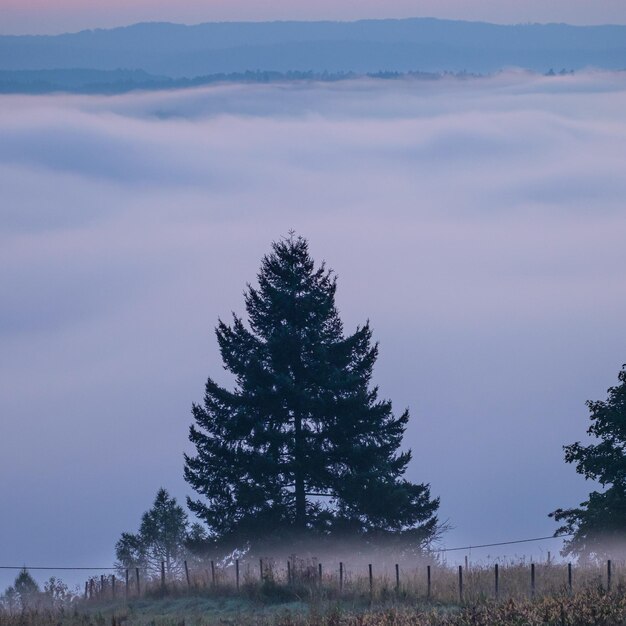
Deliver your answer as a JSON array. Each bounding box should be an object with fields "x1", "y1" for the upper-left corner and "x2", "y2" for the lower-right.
[
  {"x1": 551, "y1": 364, "x2": 626, "y2": 559},
  {"x1": 41, "y1": 577, "x2": 73, "y2": 609},
  {"x1": 185, "y1": 233, "x2": 439, "y2": 546}
]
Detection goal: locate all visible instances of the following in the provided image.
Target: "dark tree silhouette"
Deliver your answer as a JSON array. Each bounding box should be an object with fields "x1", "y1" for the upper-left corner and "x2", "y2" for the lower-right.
[
  {"x1": 115, "y1": 488, "x2": 202, "y2": 578},
  {"x1": 184, "y1": 234, "x2": 439, "y2": 545},
  {"x1": 0, "y1": 569, "x2": 40, "y2": 610},
  {"x1": 551, "y1": 364, "x2": 626, "y2": 559}
]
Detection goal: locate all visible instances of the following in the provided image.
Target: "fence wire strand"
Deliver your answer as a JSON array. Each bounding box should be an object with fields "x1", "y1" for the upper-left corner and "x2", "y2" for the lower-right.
[{"x1": 0, "y1": 533, "x2": 574, "y2": 571}]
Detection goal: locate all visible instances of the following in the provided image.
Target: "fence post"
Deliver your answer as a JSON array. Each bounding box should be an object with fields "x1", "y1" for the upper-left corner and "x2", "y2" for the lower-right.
[
  {"x1": 427, "y1": 565, "x2": 431, "y2": 600},
  {"x1": 184, "y1": 560, "x2": 190, "y2": 588},
  {"x1": 89, "y1": 578, "x2": 94, "y2": 600},
  {"x1": 160, "y1": 561, "x2": 165, "y2": 590},
  {"x1": 339, "y1": 562, "x2": 343, "y2": 592},
  {"x1": 395, "y1": 563, "x2": 400, "y2": 592},
  {"x1": 111, "y1": 575, "x2": 116, "y2": 599},
  {"x1": 135, "y1": 567, "x2": 140, "y2": 597},
  {"x1": 458, "y1": 565, "x2": 463, "y2": 603},
  {"x1": 495, "y1": 563, "x2": 499, "y2": 600},
  {"x1": 100, "y1": 575, "x2": 105, "y2": 598},
  {"x1": 84, "y1": 581, "x2": 88, "y2": 600},
  {"x1": 287, "y1": 560, "x2": 291, "y2": 585},
  {"x1": 259, "y1": 558, "x2": 263, "y2": 582},
  {"x1": 568, "y1": 562, "x2": 572, "y2": 595},
  {"x1": 368, "y1": 564, "x2": 373, "y2": 596},
  {"x1": 608, "y1": 560, "x2": 612, "y2": 592},
  {"x1": 236, "y1": 559, "x2": 240, "y2": 591},
  {"x1": 125, "y1": 569, "x2": 129, "y2": 599},
  {"x1": 318, "y1": 562, "x2": 322, "y2": 583},
  {"x1": 209, "y1": 560, "x2": 214, "y2": 586},
  {"x1": 531, "y1": 563, "x2": 535, "y2": 599}
]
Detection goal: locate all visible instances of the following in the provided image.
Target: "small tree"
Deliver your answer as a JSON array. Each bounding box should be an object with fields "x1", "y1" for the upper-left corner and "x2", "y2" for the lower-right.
[
  {"x1": 551, "y1": 364, "x2": 626, "y2": 559},
  {"x1": 42, "y1": 577, "x2": 74, "y2": 609},
  {"x1": 0, "y1": 585, "x2": 18, "y2": 613},
  {"x1": 115, "y1": 488, "x2": 191, "y2": 578},
  {"x1": 8, "y1": 569, "x2": 40, "y2": 609}
]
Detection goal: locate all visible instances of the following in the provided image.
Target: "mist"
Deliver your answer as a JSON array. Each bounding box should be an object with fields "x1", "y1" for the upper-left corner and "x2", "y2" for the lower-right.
[{"x1": 1, "y1": 71, "x2": 626, "y2": 589}]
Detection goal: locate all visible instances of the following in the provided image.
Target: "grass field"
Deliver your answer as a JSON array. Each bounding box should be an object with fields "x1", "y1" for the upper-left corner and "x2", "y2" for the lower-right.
[
  {"x1": 3, "y1": 559, "x2": 626, "y2": 625},
  {"x1": 3, "y1": 589, "x2": 626, "y2": 625}
]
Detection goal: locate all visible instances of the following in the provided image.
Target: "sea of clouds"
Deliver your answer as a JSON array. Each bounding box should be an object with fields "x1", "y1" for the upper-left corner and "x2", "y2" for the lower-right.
[{"x1": 1, "y1": 71, "x2": 625, "y2": 586}]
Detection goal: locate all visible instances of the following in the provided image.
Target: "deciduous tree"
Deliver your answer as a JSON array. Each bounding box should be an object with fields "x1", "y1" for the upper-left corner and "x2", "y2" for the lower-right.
[{"x1": 551, "y1": 364, "x2": 626, "y2": 559}]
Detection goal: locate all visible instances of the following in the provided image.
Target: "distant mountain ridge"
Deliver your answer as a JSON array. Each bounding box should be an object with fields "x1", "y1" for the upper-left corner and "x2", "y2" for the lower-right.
[{"x1": 1, "y1": 18, "x2": 625, "y2": 77}]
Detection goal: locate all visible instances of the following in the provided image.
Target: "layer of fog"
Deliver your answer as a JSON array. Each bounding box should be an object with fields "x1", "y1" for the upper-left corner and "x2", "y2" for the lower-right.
[{"x1": 1, "y1": 71, "x2": 625, "y2": 588}]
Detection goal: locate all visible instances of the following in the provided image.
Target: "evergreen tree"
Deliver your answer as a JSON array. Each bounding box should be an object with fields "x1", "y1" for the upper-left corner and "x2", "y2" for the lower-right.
[
  {"x1": 184, "y1": 234, "x2": 439, "y2": 544},
  {"x1": 12, "y1": 569, "x2": 39, "y2": 609},
  {"x1": 115, "y1": 488, "x2": 191, "y2": 578},
  {"x1": 550, "y1": 364, "x2": 626, "y2": 559}
]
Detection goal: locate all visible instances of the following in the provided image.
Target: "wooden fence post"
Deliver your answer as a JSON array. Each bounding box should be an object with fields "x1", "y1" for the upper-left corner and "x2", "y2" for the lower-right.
[
  {"x1": 568, "y1": 562, "x2": 572, "y2": 595},
  {"x1": 368, "y1": 564, "x2": 373, "y2": 595},
  {"x1": 100, "y1": 575, "x2": 105, "y2": 598},
  {"x1": 89, "y1": 578, "x2": 94, "y2": 600},
  {"x1": 236, "y1": 559, "x2": 240, "y2": 591},
  {"x1": 427, "y1": 565, "x2": 431, "y2": 600},
  {"x1": 495, "y1": 563, "x2": 499, "y2": 600},
  {"x1": 84, "y1": 581, "x2": 88, "y2": 600},
  {"x1": 318, "y1": 562, "x2": 322, "y2": 583},
  {"x1": 395, "y1": 564, "x2": 399, "y2": 592},
  {"x1": 339, "y1": 562, "x2": 343, "y2": 592},
  {"x1": 287, "y1": 560, "x2": 291, "y2": 585},
  {"x1": 135, "y1": 567, "x2": 140, "y2": 597},
  {"x1": 259, "y1": 558, "x2": 263, "y2": 582},
  {"x1": 111, "y1": 575, "x2": 116, "y2": 599},
  {"x1": 607, "y1": 560, "x2": 612, "y2": 592},
  {"x1": 210, "y1": 560, "x2": 215, "y2": 586},
  {"x1": 531, "y1": 563, "x2": 536, "y2": 599},
  {"x1": 125, "y1": 569, "x2": 129, "y2": 599},
  {"x1": 184, "y1": 560, "x2": 190, "y2": 588},
  {"x1": 458, "y1": 566, "x2": 463, "y2": 603},
  {"x1": 161, "y1": 561, "x2": 165, "y2": 589}
]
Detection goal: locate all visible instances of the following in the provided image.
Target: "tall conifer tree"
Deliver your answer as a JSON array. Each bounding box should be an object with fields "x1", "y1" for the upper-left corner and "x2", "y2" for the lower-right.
[{"x1": 184, "y1": 234, "x2": 439, "y2": 543}]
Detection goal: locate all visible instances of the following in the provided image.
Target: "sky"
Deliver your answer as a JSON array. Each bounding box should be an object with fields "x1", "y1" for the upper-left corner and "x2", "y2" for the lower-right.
[
  {"x1": 1, "y1": 72, "x2": 626, "y2": 590},
  {"x1": 2, "y1": 0, "x2": 626, "y2": 34}
]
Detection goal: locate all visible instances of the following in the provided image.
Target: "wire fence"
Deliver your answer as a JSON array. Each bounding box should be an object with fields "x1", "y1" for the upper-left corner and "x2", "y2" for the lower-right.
[
  {"x1": 4, "y1": 531, "x2": 609, "y2": 606},
  {"x1": 52, "y1": 554, "x2": 623, "y2": 606},
  {"x1": 0, "y1": 532, "x2": 575, "y2": 572}
]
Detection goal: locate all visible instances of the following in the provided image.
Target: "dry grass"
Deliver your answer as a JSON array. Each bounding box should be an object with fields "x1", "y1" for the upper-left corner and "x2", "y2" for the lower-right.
[
  {"x1": 4, "y1": 590, "x2": 626, "y2": 626},
  {"x1": 96, "y1": 556, "x2": 618, "y2": 602},
  {"x1": 2, "y1": 560, "x2": 625, "y2": 625}
]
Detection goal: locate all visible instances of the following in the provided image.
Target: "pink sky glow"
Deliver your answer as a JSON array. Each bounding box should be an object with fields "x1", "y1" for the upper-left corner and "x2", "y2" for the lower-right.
[{"x1": 2, "y1": 0, "x2": 626, "y2": 34}]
